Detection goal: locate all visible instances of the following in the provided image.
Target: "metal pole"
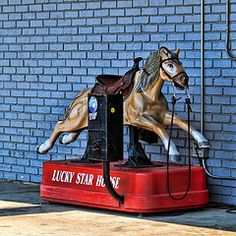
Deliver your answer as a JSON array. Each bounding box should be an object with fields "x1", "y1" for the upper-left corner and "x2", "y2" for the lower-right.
[
  {"x1": 201, "y1": 0, "x2": 205, "y2": 135},
  {"x1": 226, "y1": 0, "x2": 236, "y2": 61}
]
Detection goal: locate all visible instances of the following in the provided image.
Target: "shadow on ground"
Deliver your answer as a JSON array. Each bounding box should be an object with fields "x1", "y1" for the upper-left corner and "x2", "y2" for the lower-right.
[{"x1": 0, "y1": 181, "x2": 236, "y2": 233}]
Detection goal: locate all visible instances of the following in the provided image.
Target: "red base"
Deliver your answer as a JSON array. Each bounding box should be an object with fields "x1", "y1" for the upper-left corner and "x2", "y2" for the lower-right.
[{"x1": 41, "y1": 160, "x2": 208, "y2": 213}]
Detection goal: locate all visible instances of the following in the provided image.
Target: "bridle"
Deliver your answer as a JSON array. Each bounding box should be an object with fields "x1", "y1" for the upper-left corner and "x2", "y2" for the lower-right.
[{"x1": 159, "y1": 47, "x2": 189, "y2": 88}]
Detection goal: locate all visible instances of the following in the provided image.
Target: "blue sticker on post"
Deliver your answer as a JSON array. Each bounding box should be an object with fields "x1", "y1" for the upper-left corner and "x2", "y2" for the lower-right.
[
  {"x1": 89, "y1": 96, "x2": 98, "y2": 113},
  {"x1": 88, "y1": 96, "x2": 98, "y2": 120}
]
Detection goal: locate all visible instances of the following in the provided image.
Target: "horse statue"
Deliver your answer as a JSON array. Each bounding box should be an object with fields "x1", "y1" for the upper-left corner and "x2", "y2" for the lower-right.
[{"x1": 37, "y1": 46, "x2": 210, "y2": 163}]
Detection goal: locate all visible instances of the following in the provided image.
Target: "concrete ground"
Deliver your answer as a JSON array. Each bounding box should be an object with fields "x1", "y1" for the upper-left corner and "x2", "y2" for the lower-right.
[{"x1": 0, "y1": 181, "x2": 236, "y2": 236}]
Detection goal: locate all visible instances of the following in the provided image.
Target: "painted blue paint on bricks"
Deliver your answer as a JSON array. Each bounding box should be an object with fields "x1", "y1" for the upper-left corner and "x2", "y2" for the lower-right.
[{"x1": 0, "y1": 0, "x2": 235, "y2": 206}]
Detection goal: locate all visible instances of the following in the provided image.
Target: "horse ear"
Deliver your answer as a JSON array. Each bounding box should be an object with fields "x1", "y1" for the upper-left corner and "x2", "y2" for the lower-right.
[
  {"x1": 175, "y1": 48, "x2": 180, "y2": 57},
  {"x1": 160, "y1": 47, "x2": 169, "y2": 60}
]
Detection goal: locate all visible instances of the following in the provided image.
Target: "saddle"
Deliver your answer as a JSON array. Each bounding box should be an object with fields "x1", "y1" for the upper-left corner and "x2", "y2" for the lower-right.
[{"x1": 91, "y1": 57, "x2": 143, "y2": 98}]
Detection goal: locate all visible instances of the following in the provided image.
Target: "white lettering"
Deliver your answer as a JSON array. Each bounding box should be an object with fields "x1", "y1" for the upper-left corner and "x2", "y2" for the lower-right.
[
  {"x1": 52, "y1": 170, "x2": 57, "y2": 181},
  {"x1": 51, "y1": 170, "x2": 75, "y2": 183},
  {"x1": 96, "y1": 175, "x2": 105, "y2": 187},
  {"x1": 95, "y1": 175, "x2": 120, "y2": 189},
  {"x1": 76, "y1": 173, "x2": 81, "y2": 184},
  {"x1": 61, "y1": 171, "x2": 65, "y2": 182},
  {"x1": 69, "y1": 172, "x2": 75, "y2": 183},
  {"x1": 113, "y1": 177, "x2": 120, "y2": 189},
  {"x1": 76, "y1": 173, "x2": 94, "y2": 186},
  {"x1": 51, "y1": 170, "x2": 120, "y2": 189}
]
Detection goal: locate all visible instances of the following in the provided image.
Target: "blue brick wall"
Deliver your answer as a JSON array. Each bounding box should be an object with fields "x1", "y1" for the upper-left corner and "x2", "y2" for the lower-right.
[{"x1": 0, "y1": 0, "x2": 236, "y2": 205}]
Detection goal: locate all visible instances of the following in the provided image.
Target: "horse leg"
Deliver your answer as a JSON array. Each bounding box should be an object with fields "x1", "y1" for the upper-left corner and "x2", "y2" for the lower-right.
[
  {"x1": 163, "y1": 113, "x2": 210, "y2": 148},
  {"x1": 59, "y1": 132, "x2": 80, "y2": 145},
  {"x1": 132, "y1": 116, "x2": 181, "y2": 163},
  {"x1": 36, "y1": 121, "x2": 63, "y2": 154},
  {"x1": 37, "y1": 89, "x2": 89, "y2": 154},
  {"x1": 152, "y1": 125, "x2": 181, "y2": 163}
]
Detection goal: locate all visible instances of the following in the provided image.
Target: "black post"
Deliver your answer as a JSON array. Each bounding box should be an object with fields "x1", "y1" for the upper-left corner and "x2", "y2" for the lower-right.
[{"x1": 121, "y1": 126, "x2": 154, "y2": 168}]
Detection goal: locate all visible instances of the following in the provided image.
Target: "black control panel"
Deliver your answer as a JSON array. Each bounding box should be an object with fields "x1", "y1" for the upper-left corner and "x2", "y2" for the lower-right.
[{"x1": 87, "y1": 94, "x2": 123, "y2": 162}]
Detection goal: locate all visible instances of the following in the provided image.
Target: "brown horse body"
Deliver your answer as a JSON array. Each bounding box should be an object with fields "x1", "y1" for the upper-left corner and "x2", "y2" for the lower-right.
[{"x1": 37, "y1": 47, "x2": 209, "y2": 161}]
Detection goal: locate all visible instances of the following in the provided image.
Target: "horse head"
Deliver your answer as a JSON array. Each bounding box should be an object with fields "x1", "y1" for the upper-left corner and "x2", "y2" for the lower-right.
[
  {"x1": 136, "y1": 47, "x2": 189, "y2": 93},
  {"x1": 159, "y1": 47, "x2": 189, "y2": 90}
]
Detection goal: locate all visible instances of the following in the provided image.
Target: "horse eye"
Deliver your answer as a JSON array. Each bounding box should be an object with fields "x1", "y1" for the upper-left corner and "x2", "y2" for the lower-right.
[{"x1": 167, "y1": 64, "x2": 174, "y2": 69}]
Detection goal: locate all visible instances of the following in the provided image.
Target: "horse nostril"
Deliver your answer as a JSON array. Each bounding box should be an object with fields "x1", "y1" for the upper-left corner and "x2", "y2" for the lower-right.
[
  {"x1": 180, "y1": 76, "x2": 186, "y2": 82},
  {"x1": 180, "y1": 75, "x2": 189, "y2": 86},
  {"x1": 180, "y1": 75, "x2": 188, "y2": 83}
]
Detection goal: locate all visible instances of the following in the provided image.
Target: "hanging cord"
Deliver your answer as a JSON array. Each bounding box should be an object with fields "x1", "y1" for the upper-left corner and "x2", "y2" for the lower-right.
[
  {"x1": 195, "y1": 146, "x2": 236, "y2": 214},
  {"x1": 166, "y1": 95, "x2": 192, "y2": 200},
  {"x1": 194, "y1": 146, "x2": 236, "y2": 181},
  {"x1": 225, "y1": 207, "x2": 236, "y2": 214}
]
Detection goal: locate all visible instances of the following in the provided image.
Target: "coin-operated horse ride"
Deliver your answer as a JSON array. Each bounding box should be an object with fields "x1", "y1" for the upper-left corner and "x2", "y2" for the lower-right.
[{"x1": 38, "y1": 47, "x2": 210, "y2": 213}]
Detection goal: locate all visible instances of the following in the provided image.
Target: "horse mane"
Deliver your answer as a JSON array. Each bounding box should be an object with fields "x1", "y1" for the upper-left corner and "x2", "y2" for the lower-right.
[{"x1": 135, "y1": 51, "x2": 161, "y2": 92}]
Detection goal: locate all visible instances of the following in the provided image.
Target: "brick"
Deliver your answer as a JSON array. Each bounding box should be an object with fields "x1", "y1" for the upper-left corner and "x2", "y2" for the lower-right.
[
  {"x1": 118, "y1": 17, "x2": 133, "y2": 25},
  {"x1": 102, "y1": 34, "x2": 117, "y2": 42},
  {"x1": 3, "y1": 6, "x2": 15, "y2": 13},
  {"x1": 57, "y1": 3, "x2": 71, "y2": 11},
  {"x1": 3, "y1": 173, "x2": 16, "y2": 181},
  {"x1": 30, "y1": 175, "x2": 42, "y2": 183},
  {"x1": 4, "y1": 21, "x2": 16, "y2": 28},
  {"x1": 117, "y1": 0, "x2": 132, "y2": 8},
  {"x1": 22, "y1": 12, "x2": 35, "y2": 19},
  {"x1": 110, "y1": 9, "x2": 124, "y2": 16},
  {"x1": 176, "y1": 24, "x2": 193, "y2": 32},
  {"x1": 29, "y1": 4, "x2": 43, "y2": 12},
  {"x1": 4, "y1": 157, "x2": 17, "y2": 164},
  {"x1": 12, "y1": 166, "x2": 25, "y2": 173},
  {"x1": 125, "y1": 9, "x2": 141, "y2": 16},
  {"x1": 43, "y1": 19, "x2": 57, "y2": 27},
  {"x1": 43, "y1": 3, "x2": 57, "y2": 11},
  {"x1": 94, "y1": 10, "x2": 109, "y2": 17},
  {"x1": 17, "y1": 173, "x2": 30, "y2": 182},
  {"x1": 25, "y1": 167, "x2": 38, "y2": 174},
  {"x1": 167, "y1": 15, "x2": 184, "y2": 23},
  {"x1": 159, "y1": 25, "x2": 175, "y2": 32},
  {"x1": 79, "y1": 10, "x2": 93, "y2": 18},
  {"x1": 102, "y1": 17, "x2": 117, "y2": 25},
  {"x1": 37, "y1": 12, "x2": 49, "y2": 19},
  {"x1": 101, "y1": 1, "x2": 116, "y2": 8},
  {"x1": 50, "y1": 11, "x2": 64, "y2": 19},
  {"x1": 176, "y1": 6, "x2": 193, "y2": 14},
  {"x1": 22, "y1": 0, "x2": 34, "y2": 4},
  {"x1": 87, "y1": 1, "x2": 100, "y2": 9},
  {"x1": 87, "y1": 35, "x2": 101, "y2": 42},
  {"x1": 133, "y1": 0, "x2": 148, "y2": 7},
  {"x1": 126, "y1": 25, "x2": 141, "y2": 33},
  {"x1": 72, "y1": 2, "x2": 86, "y2": 10},
  {"x1": 65, "y1": 11, "x2": 78, "y2": 19}
]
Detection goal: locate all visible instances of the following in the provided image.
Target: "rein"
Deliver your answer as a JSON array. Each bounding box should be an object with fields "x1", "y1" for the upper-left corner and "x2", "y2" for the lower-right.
[{"x1": 166, "y1": 94, "x2": 192, "y2": 200}]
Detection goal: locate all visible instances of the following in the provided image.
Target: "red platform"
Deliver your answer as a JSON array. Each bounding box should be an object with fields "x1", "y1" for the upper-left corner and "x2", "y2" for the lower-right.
[{"x1": 40, "y1": 160, "x2": 208, "y2": 213}]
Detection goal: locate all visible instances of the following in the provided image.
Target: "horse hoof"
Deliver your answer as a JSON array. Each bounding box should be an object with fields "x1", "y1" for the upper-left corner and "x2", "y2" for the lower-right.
[
  {"x1": 59, "y1": 134, "x2": 72, "y2": 145},
  {"x1": 59, "y1": 135, "x2": 65, "y2": 144},
  {"x1": 36, "y1": 145, "x2": 41, "y2": 154},
  {"x1": 198, "y1": 141, "x2": 210, "y2": 149},
  {"x1": 169, "y1": 155, "x2": 182, "y2": 164},
  {"x1": 36, "y1": 145, "x2": 48, "y2": 154}
]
